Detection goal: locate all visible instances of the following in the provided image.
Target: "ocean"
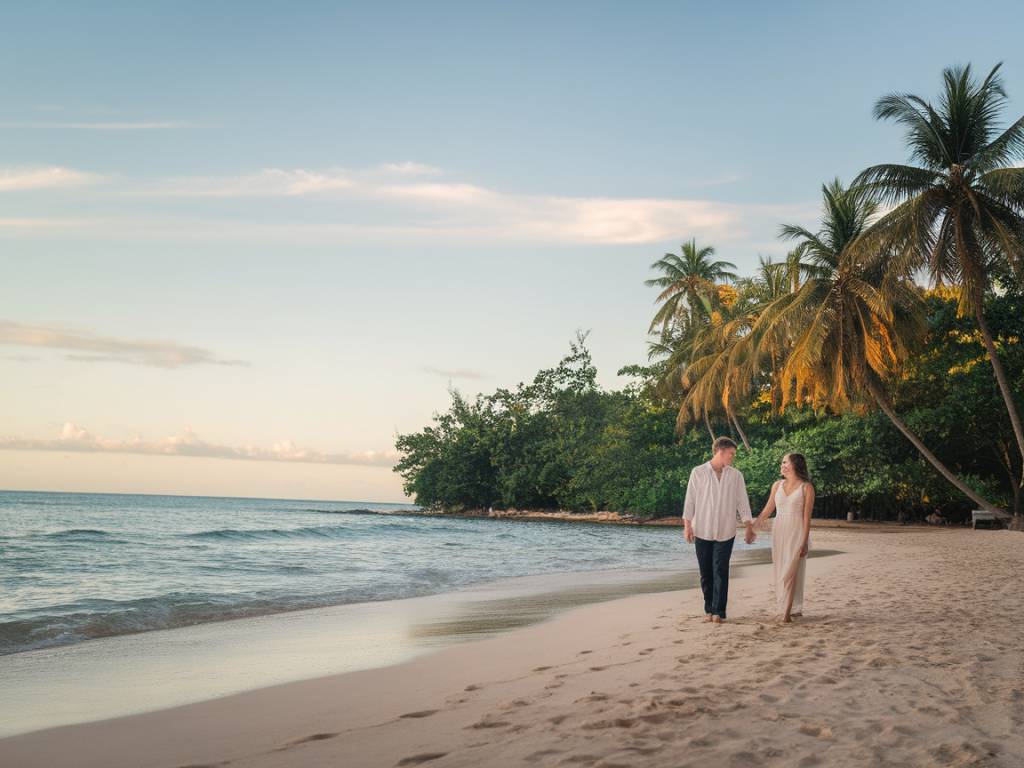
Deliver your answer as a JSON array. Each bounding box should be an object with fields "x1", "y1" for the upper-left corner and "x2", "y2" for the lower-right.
[{"x1": 0, "y1": 489, "x2": 766, "y2": 657}]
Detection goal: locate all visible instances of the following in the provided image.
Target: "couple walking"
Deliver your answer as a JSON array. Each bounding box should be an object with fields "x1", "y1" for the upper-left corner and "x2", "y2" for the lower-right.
[{"x1": 682, "y1": 436, "x2": 814, "y2": 624}]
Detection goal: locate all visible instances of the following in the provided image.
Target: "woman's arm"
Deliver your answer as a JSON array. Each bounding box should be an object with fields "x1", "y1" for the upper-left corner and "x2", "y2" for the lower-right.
[
  {"x1": 752, "y1": 480, "x2": 779, "y2": 530},
  {"x1": 799, "y1": 483, "x2": 815, "y2": 557}
]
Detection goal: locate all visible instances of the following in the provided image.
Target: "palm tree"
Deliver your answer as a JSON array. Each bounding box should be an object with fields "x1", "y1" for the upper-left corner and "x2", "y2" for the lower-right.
[
  {"x1": 678, "y1": 299, "x2": 755, "y2": 447},
  {"x1": 645, "y1": 239, "x2": 738, "y2": 333},
  {"x1": 677, "y1": 258, "x2": 799, "y2": 447},
  {"x1": 737, "y1": 256, "x2": 801, "y2": 411},
  {"x1": 854, "y1": 62, "x2": 1024, "y2": 481},
  {"x1": 754, "y1": 178, "x2": 1005, "y2": 515}
]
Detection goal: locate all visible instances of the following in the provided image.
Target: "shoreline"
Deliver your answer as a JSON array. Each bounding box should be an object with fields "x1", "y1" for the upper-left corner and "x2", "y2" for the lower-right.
[
  {"x1": 0, "y1": 547, "x2": 776, "y2": 737},
  {"x1": 344, "y1": 505, "x2": 963, "y2": 530}
]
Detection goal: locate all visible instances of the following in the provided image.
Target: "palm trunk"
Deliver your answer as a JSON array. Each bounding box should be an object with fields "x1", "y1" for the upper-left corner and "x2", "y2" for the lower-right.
[
  {"x1": 729, "y1": 410, "x2": 751, "y2": 450},
  {"x1": 770, "y1": 348, "x2": 781, "y2": 413},
  {"x1": 997, "y1": 443, "x2": 1023, "y2": 526},
  {"x1": 972, "y1": 289, "x2": 1024, "y2": 481},
  {"x1": 703, "y1": 411, "x2": 715, "y2": 442},
  {"x1": 866, "y1": 379, "x2": 1006, "y2": 517}
]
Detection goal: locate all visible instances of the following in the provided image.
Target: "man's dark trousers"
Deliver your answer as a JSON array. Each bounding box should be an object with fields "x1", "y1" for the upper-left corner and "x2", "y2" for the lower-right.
[{"x1": 694, "y1": 535, "x2": 736, "y2": 619}]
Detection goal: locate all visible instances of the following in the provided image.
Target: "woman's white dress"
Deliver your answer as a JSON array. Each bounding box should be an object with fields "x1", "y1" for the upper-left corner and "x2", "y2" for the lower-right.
[{"x1": 772, "y1": 481, "x2": 810, "y2": 616}]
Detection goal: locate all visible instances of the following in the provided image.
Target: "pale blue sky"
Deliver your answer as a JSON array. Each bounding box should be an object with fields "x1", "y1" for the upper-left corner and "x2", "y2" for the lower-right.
[{"x1": 2, "y1": 1, "x2": 1022, "y2": 501}]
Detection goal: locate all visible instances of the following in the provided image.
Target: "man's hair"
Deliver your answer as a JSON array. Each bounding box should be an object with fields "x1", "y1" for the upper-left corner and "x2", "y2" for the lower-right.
[{"x1": 712, "y1": 436, "x2": 738, "y2": 453}]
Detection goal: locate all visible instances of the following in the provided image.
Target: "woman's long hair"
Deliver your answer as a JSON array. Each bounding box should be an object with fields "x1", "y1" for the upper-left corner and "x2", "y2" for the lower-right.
[{"x1": 785, "y1": 452, "x2": 811, "y2": 482}]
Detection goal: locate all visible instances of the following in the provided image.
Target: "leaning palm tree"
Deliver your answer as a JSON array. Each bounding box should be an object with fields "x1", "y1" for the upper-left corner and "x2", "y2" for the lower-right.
[
  {"x1": 645, "y1": 239, "x2": 738, "y2": 333},
  {"x1": 854, "y1": 62, "x2": 1024, "y2": 476},
  {"x1": 754, "y1": 179, "x2": 1005, "y2": 515}
]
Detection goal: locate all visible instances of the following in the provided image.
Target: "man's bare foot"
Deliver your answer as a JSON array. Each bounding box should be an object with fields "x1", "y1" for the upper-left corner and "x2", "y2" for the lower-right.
[
  {"x1": 702, "y1": 614, "x2": 713, "y2": 622},
  {"x1": 712, "y1": 616, "x2": 725, "y2": 624}
]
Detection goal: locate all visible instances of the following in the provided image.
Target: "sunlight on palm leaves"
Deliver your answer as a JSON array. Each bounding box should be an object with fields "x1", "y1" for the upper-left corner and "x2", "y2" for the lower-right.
[{"x1": 855, "y1": 61, "x2": 1024, "y2": 473}]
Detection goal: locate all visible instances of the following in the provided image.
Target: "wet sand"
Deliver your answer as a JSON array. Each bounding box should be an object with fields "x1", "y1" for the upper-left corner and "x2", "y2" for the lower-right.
[{"x1": 0, "y1": 546, "x2": 774, "y2": 737}]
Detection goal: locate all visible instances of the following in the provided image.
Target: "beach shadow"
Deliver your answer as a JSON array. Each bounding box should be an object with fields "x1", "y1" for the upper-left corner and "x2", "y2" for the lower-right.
[{"x1": 406, "y1": 548, "x2": 808, "y2": 646}]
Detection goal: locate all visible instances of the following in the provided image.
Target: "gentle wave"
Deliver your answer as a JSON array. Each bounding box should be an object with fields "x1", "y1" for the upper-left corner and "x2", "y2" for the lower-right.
[
  {"x1": 0, "y1": 582, "x2": 443, "y2": 655},
  {"x1": 0, "y1": 490, "x2": 723, "y2": 656},
  {"x1": 182, "y1": 522, "x2": 426, "y2": 542},
  {"x1": 0, "y1": 593, "x2": 318, "y2": 655}
]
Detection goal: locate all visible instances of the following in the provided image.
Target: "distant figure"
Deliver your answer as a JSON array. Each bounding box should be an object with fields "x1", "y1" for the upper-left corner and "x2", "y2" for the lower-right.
[
  {"x1": 753, "y1": 453, "x2": 815, "y2": 623},
  {"x1": 682, "y1": 437, "x2": 756, "y2": 624}
]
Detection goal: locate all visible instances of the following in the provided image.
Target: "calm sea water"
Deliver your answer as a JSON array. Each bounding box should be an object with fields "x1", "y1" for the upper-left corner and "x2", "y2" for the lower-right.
[{"x1": 0, "y1": 490, "x2": 761, "y2": 656}]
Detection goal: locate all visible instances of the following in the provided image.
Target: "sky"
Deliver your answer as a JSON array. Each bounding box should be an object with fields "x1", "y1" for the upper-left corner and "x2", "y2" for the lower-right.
[{"x1": 2, "y1": 0, "x2": 1023, "y2": 502}]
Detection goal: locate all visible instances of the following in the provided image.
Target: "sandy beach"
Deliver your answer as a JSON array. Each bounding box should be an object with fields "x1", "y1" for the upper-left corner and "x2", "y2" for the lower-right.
[{"x1": 2, "y1": 526, "x2": 1022, "y2": 768}]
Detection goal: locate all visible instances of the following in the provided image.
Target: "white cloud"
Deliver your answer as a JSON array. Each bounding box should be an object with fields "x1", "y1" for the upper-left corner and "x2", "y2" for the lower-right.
[
  {"x1": 0, "y1": 320, "x2": 247, "y2": 369},
  {"x1": 140, "y1": 163, "x2": 751, "y2": 244},
  {"x1": 421, "y1": 365, "x2": 487, "y2": 380},
  {"x1": 0, "y1": 423, "x2": 399, "y2": 468},
  {"x1": 157, "y1": 168, "x2": 357, "y2": 197},
  {"x1": 0, "y1": 167, "x2": 100, "y2": 192},
  {"x1": 379, "y1": 161, "x2": 443, "y2": 176},
  {"x1": 0, "y1": 120, "x2": 187, "y2": 130},
  {"x1": 0, "y1": 161, "x2": 816, "y2": 246}
]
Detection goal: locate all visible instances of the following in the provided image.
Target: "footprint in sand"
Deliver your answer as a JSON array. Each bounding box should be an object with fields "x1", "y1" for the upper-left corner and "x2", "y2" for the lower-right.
[
  {"x1": 798, "y1": 724, "x2": 833, "y2": 740},
  {"x1": 533, "y1": 665, "x2": 553, "y2": 672},
  {"x1": 526, "y1": 748, "x2": 563, "y2": 759},
  {"x1": 577, "y1": 649, "x2": 593, "y2": 655},
  {"x1": 278, "y1": 732, "x2": 339, "y2": 749},
  {"x1": 688, "y1": 735, "x2": 717, "y2": 748},
  {"x1": 396, "y1": 752, "x2": 448, "y2": 766},
  {"x1": 399, "y1": 710, "x2": 439, "y2": 719}
]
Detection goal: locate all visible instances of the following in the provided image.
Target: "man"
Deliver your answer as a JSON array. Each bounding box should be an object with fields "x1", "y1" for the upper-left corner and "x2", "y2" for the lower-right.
[{"x1": 683, "y1": 436, "x2": 755, "y2": 624}]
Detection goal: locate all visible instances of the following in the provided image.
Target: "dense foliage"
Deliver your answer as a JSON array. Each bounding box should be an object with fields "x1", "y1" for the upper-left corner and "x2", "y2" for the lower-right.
[{"x1": 394, "y1": 293, "x2": 1022, "y2": 523}]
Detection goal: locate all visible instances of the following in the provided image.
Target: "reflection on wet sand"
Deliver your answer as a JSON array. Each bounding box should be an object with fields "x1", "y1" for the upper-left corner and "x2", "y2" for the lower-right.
[{"x1": 409, "y1": 548, "x2": 841, "y2": 644}]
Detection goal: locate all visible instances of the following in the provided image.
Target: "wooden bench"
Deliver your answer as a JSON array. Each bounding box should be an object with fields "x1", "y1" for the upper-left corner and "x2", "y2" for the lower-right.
[{"x1": 972, "y1": 510, "x2": 999, "y2": 529}]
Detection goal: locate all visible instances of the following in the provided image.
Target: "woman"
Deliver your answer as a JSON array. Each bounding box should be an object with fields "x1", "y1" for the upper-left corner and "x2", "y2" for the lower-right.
[{"x1": 753, "y1": 453, "x2": 814, "y2": 623}]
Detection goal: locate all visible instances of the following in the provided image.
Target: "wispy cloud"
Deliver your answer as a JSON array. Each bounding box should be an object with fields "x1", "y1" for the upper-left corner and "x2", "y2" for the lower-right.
[
  {"x1": 0, "y1": 161, "x2": 813, "y2": 246},
  {"x1": 421, "y1": 365, "x2": 487, "y2": 380},
  {"x1": 379, "y1": 161, "x2": 443, "y2": 176},
  {"x1": 0, "y1": 120, "x2": 188, "y2": 130},
  {"x1": 0, "y1": 166, "x2": 100, "y2": 192},
  {"x1": 0, "y1": 321, "x2": 247, "y2": 369},
  {"x1": 141, "y1": 163, "x2": 749, "y2": 244},
  {"x1": 156, "y1": 168, "x2": 357, "y2": 197},
  {"x1": 0, "y1": 423, "x2": 399, "y2": 468}
]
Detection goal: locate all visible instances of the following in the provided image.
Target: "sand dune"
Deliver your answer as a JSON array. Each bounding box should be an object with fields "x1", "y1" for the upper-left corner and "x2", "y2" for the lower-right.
[{"x1": 1, "y1": 527, "x2": 1022, "y2": 767}]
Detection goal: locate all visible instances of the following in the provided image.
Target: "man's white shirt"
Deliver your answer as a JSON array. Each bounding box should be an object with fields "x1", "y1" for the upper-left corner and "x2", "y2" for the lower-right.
[{"x1": 683, "y1": 461, "x2": 753, "y2": 541}]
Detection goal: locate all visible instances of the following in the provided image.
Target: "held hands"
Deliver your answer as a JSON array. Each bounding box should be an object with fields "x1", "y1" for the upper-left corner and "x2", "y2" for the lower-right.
[{"x1": 744, "y1": 525, "x2": 756, "y2": 545}]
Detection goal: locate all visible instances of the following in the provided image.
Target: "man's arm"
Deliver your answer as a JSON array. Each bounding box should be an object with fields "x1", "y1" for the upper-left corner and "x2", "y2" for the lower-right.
[
  {"x1": 682, "y1": 468, "x2": 698, "y2": 542},
  {"x1": 736, "y1": 472, "x2": 755, "y2": 543}
]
